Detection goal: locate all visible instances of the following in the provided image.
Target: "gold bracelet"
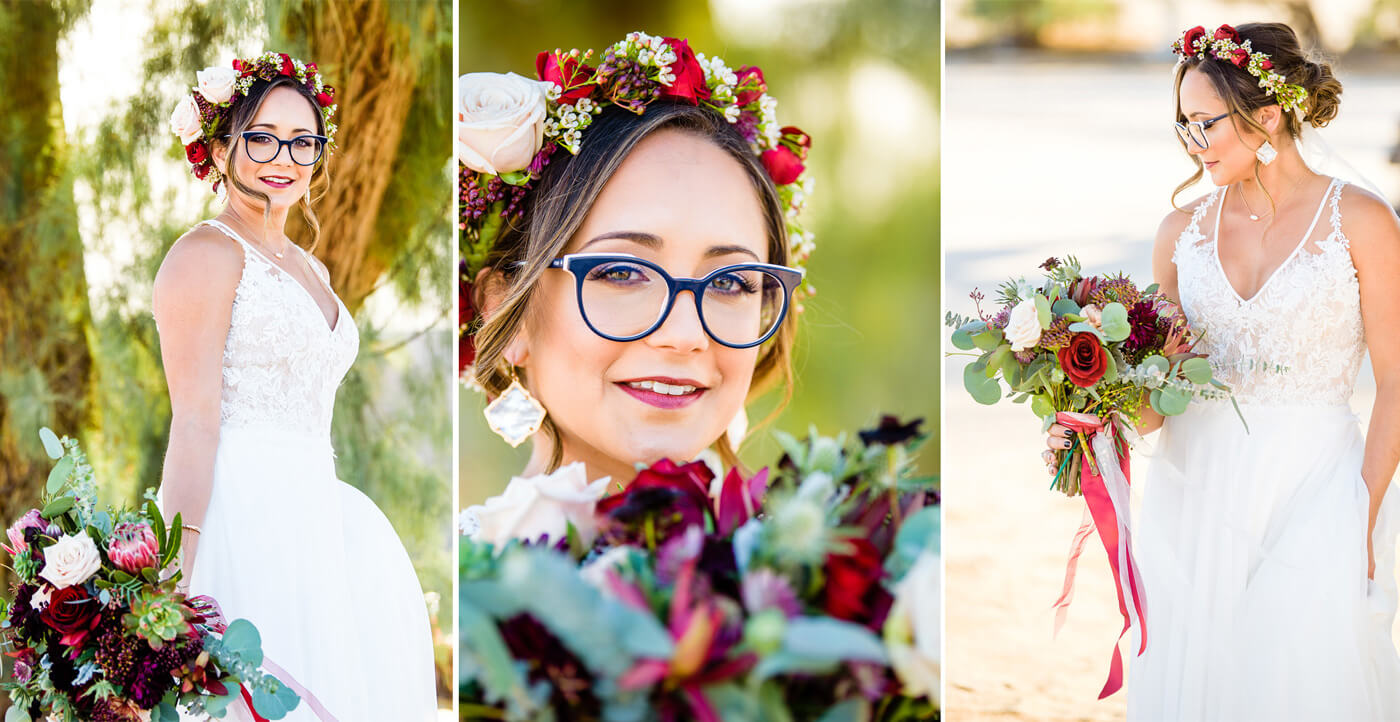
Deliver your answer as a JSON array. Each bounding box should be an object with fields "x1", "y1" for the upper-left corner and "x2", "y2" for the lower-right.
[{"x1": 182, "y1": 524, "x2": 202, "y2": 535}]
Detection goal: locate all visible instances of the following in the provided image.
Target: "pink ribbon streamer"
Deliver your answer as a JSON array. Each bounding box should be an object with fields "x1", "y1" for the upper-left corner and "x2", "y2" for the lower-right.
[
  {"x1": 190, "y1": 596, "x2": 340, "y2": 721},
  {"x1": 1050, "y1": 412, "x2": 1148, "y2": 699}
]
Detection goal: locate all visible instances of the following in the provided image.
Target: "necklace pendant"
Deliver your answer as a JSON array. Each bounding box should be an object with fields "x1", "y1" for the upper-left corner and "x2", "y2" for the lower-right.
[{"x1": 1249, "y1": 214, "x2": 1260, "y2": 221}]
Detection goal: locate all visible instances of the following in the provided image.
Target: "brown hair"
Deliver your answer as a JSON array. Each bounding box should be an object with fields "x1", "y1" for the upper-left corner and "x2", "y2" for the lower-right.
[
  {"x1": 213, "y1": 76, "x2": 332, "y2": 250},
  {"x1": 1171, "y1": 22, "x2": 1343, "y2": 211},
  {"x1": 472, "y1": 101, "x2": 797, "y2": 472}
]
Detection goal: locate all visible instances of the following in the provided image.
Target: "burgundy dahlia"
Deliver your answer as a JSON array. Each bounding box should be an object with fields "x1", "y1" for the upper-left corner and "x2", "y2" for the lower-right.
[{"x1": 1123, "y1": 300, "x2": 1162, "y2": 356}]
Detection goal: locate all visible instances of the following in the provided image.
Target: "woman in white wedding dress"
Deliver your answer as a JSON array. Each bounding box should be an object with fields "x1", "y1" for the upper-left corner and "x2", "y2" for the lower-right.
[
  {"x1": 153, "y1": 56, "x2": 436, "y2": 720},
  {"x1": 1047, "y1": 23, "x2": 1400, "y2": 720}
]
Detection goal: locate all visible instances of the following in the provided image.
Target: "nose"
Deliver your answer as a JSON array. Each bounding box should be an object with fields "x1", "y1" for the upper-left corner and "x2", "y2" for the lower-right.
[{"x1": 645, "y1": 289, "x2": 709, "y2": 353}]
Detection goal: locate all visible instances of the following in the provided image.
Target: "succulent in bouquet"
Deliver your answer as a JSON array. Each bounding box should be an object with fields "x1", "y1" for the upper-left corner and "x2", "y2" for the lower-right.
[
  {"x1": 459, "y1": 417, "x2": 939, "y2": 721},
  {"x1": 0, "y1": 429, "x2": 298, "y2": 722},
  {"x1": 945, "y1": 256, "x2": 1240, "y2": 496}
]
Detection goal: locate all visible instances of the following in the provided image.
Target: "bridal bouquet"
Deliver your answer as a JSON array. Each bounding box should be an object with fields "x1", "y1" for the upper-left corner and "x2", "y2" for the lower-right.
[
  {"x1": 945, "y1": 256, "x2": 1237, "y2": 496},
  {"x1": 459, "y1": 417, "x2": 938, "y2": 721},
  {"x1": 0, "y1": 429, "x2": 298, "y2": 722}
]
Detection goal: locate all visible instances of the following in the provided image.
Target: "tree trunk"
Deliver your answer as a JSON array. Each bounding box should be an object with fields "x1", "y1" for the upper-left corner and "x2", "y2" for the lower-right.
[
  {"x1": 277, "y1": 0, "x2": 427, "y2": 313},
  {"x1": 0, "y1": 0, "x2": 95, "y2": 540}
]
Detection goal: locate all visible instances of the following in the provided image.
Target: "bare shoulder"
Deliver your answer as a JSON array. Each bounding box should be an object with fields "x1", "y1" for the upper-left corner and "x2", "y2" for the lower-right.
[
  {"x1": 1337, "y1": 183, "x2": 1400, "y2": 243},
  {"x1": 1155, "y1": 192, "x2": 1213, "y2": 244},
  {"x1": 153, "y1": 225, "x2": 245, "y2": 312}
]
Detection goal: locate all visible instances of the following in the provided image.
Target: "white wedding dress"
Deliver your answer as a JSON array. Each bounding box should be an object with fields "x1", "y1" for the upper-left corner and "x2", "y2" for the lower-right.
[
  {"x1": 1129, "y1": 178, "x2": 1400, "y2": 720},
  {"x1": 158, "y1": 219, "x2": 437, "y2": 721}
]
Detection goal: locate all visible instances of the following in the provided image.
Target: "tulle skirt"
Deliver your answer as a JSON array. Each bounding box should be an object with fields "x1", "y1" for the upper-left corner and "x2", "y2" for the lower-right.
[
  {"x1": 165, "y1": 425, "x2": 436, "y2": 721},
  {"x1": 1128, "y1": 401, "x2": 1400, "y2": 721}
]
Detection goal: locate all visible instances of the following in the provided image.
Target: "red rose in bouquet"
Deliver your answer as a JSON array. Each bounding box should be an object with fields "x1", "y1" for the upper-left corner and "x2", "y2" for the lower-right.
[
  {"x1": 659, "y1": 37, "x2": 711, "y2": 104},
  {"x1": 823, "y1": 537, "x2": 893, "y2": 628},
  {"x1": 41, "y1": 585, "x2": 103, "y2": 647},
  {"x1": 1057, "y1": 332, "x2": 1109, "y2": 387}
]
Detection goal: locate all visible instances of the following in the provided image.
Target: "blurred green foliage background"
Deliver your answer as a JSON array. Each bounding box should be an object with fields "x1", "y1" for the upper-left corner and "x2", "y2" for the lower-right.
[
  {"x1": 0, "y1": 0, "x2": 454, "y2": 708},
  {"x1": 457, "y1": 0, "x2": 941, "y2": 505}
]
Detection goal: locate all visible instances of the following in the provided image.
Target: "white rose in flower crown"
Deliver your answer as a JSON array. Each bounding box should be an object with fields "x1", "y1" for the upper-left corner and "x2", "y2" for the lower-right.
[
  {"x1": 457, "y1": 72, "x2": 552, "y2": 175},
  {"x1": 1005, "y1": 297, "x2": 1042, "y2": 352},
  {"x1": 169, "y1": 95, "x2": 203, "y2": 145},
  {"x1": 196, "y1": 65, "x2": 239, "y2": 104},
  {"x1": 467, "y1": 462, "x2": 610, "y2": 547},
  {"x1": 39, "y1": 532, "x2": 102, "y2": 589},
  {"x1": 885, "y1": 548, "x2": 940, "y2": 702}
]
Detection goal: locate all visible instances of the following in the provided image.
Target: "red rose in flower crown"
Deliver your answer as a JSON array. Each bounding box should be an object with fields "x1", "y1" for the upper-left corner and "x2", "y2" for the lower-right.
[
  {"x1": 536, "y1": 50, "x2": 598, "y2": 105},
  {"x1": 1058, "y1": 332, "x2": 1109, "y2": 388},
  {"x1": 1213, "y1": 24, "x2": 1240, "y2": 42},
  {"x1": 170, "y1": 51, "x2": 338, "y2": 191},
  {"x1": 658, "y1": 37, "x2": 712, "y2": 104},
  {"x1": 1182, "y1": 26, "x2": 1207, "y2": 52}
]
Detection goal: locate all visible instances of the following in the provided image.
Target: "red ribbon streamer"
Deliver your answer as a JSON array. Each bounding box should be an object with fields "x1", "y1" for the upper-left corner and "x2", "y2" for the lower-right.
[{"x1": 1051, "y1": 412, "x2": 1148, "y2": 699}]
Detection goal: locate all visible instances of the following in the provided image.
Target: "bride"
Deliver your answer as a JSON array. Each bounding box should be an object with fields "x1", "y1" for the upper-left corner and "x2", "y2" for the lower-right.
[
  {"x1": 153, "y1": 53, "x2": 436, "y2": 720},
  {"x1": 1046, "y1": 23, "x2": 1400, "y2": 719},
  {"x1": 458, "y1": 32, "x2": 811, "y2": 494}
]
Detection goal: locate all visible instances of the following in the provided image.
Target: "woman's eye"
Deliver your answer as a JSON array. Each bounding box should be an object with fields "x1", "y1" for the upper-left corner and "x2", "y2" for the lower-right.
[
  {"x1": 248, "y1": 133, "x2": 276, "y2": 145},
  {"x1": 709, "y1": 272, "x2": 756, "y2": 294},
  {"x1": 588, "y1": 264, "x2": 650, "y2": 284},
  {"x1": 293, "y1": 137, "x2": 314, "y2": 149}
]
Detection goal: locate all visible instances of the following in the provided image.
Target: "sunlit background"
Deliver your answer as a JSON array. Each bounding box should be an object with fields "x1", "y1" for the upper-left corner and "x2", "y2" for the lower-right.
[
  {"x1": 2, "y1": 0, "x2": 455, "y2": 714},
  {"x1": 942, "y1": 1, "x2": 1400, "y2": 720},
  {"x1": 457, "y1": 0, "x2": 941, "y2": 508}
]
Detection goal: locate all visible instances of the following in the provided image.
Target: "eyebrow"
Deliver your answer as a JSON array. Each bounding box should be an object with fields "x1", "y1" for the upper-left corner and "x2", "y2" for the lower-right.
[
  {"x1": 1186, "y1": 111, "x2": 1221, "y2": 119},
  {"x1": 581, "y1": 231, "x2": 762, "y2": 261},
  {"x1": 251, "y1": 122, "x2": 315, "y2": 134}
]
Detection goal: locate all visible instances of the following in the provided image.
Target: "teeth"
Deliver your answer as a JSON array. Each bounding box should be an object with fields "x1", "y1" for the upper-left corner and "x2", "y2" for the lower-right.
[
  {"x1": 262, "y1": 176, "x2": 292, "y2": 183},
  {"x1": 627, "y1": 380, "x2": 697, "y2": 396}
]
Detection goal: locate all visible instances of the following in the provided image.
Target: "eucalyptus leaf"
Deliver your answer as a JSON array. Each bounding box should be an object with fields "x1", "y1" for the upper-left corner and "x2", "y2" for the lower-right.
[
  {"x1": 38, "y1": 427, "x2": 63, "y2": 460},
  {"x1": 1140, "y1": 355, "x2": 1170, "y2": 376},
  {"x1": 1100, "y1": 348, "x2": 1118, "y2": 384},
  {"x1": 1034, "y1": 294, "x2": 1052, "y2": 329},
  {"x1": 1031, "y1": 394, "x2": 1056, "y2": 418},
  {"x1": 1181, "y1": 357, "x2": 1213, "y2": 385},
  {"x1": 41, "y1": 495, "x2": 75, "y2": 519},
  {"x1": 963, "y1": 363, "x2": 1001, "y2": 405},
  {"x1": 1099, "y1": 303, "x2": 1131, "y2": 342},
  {"x1": 1157, "y1": 387, "x2": 1190, "y2": 415},
  {"x1": 782, "y1": 616, "x2": 889, "y2": 664},
  {"x1": 222, "y1": 618, "x2": 264, "y2": 665},
  {"x1": 1051, "y1": 298, "x2": 1081, "y2": 316},
  {"x1": 971, "y1": 327, "x2": 1004, "y2": 352},
  {"x1": 1067, "y1": 321, "x2": 1106, "y2": 342},
  {"x1": 816, "y1": 699, "x2": 872, "y2": 722},
  {"x1": 46, "y1": 456, "x2": 74, "y2": 494},
  {"x1": 951, "y1": 321, "x2": 985, "y2": 351},
  {"x1": 985, "y1": 345, "x2": 1011, "y2": 380},
  {"x1": 250, "y1": 682, "x2": 299, "y2": 719},
  {"x1": 886, "y1": 507, "x2": 940, "y2": 579},
  {"x1": 1144, "y1": 282, "x2": 1160, "y2": 294}
]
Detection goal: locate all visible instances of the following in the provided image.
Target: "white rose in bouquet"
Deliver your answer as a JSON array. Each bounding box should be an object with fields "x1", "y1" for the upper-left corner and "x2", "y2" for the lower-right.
[
  {"x1": 196, "y1": 65, "x2": 239, "y2": 104},
  {"x1": 39, "y1": 532, "x2": 102, "y2": 589},
  {"x1": 1005, "y1": 298, "x2": 1042, "y2": 352},
  {"x1": 457, "y1": 72, "x2": 552, "y2": 175},
  {"x1": 885, "y1": 548, "x2": 940, "y2": 701},
  {"x1": 466, "y1": 462, "x2": 610, "y2": 547}
]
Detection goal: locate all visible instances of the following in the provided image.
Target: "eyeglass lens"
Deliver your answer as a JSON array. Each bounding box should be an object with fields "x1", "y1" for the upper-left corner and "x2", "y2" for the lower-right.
[
  {"x1": 244, "y1": 132, "x2": 324, "y2": 165},
  {"x1": 578, "y1": 260, "x2": 785, "y2": 346}
]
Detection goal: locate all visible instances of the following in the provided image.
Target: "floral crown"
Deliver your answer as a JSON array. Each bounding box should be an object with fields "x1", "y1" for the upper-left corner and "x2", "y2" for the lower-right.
[
  {"x1": 168, "y1": 51, "x2": 338, "y2": 191},
  {"x1": 1171, "y1": 24, "x2": 1308, "y2": 114},
  {"x1": 458, "y1": 31, "x2": 814, "y2": 378}
]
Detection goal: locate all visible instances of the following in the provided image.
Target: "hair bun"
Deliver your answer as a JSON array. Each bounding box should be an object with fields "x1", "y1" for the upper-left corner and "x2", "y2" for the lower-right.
[{"x1": 1299, "y1": 59, "x2": 1342, "y2": 127}]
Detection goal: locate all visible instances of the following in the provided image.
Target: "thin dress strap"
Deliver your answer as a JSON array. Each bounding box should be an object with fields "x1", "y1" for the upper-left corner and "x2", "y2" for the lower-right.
[
  {"x1": 1325, "y1": 179, "x2": 1348, "y2": 246},
  {"x1": 197, "y1": 219, "x2": 280, "y2": 267}
]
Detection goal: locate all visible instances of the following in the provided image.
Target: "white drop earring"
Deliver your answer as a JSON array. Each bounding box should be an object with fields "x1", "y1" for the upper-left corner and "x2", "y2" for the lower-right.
[
  {"x1": 483, "y1": 366, "x2": 546, "y2": 447},
  {"x1": 1255, "y1": 140, "x2": 1277, "y2": 166}
]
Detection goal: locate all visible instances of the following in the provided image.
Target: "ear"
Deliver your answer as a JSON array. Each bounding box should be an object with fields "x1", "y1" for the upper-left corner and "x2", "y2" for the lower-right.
[
  {"x1": 212, "y1": 139, "x2": 230, "y2": 177},
  {"x1": 1254, "y1": 104, "x2": 1283, "y2": 137}
]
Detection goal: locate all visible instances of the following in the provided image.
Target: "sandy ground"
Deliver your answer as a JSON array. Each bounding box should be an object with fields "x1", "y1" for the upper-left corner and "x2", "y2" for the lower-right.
[{"x1": 942, "y1": 53, "x2": 1400, "y2": 721}]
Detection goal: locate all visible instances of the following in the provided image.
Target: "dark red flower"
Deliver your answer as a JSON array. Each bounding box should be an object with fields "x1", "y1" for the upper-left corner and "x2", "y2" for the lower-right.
[
  {"x1": 858, "y1": 416, "x2": 924, "y2": 447},
  {"x1": 1182, "y1": 26, "x2": 1206, "y2": 53},
  {"x1": 1070, "y1": 276, "x2": 1100, "y2": 306},
  {"x1": 824, "y1": 538, "x2": 893, "y2": 628},
  {"x1": 1123, "y1": 300, "x2": 1163, "y2": 354},
  {"x1": 194, "y1": 163, "x2": 212, "y2": 180},
  {"x1": 316, "y1": 88, "x2": 334, "y2": 107},
  {"x1": 781, "y1": 126, "x2": 812, "y2": 160},
  {"x1": 185, "y1": 142, "x2": 207, "y2": 165},
  {"x1": 278, "y1": 52, "x2": 295, "y2": 77},
  {"x1": 1230, "y1": 48, "x2": 1250, "y2": 67},
  {"x1": 536, "y1": 51, "x2": 597, "y2": 105},
  {"x1": 1213, "y1": 24, "x2": 1240, "y2": 43},
  {"x1": 761, "y1": 146, "x2": 804, "y2": 185},
  {"x1": 1261, "y1": 59, "x2": 1273, "y2": 70},
  {"x1": 40, "y1": 585, "x2": 102, "y2": 648},
  {"x1": 715, "y1": 467, "x2": 767, "y2": 536},
  {"x1": 659, "y1": 37, "x2": 711, "y2": 104},
  {"x1": 597, "y1": 459, "x2": 715, "y2": 547},
  {"x1": 1057, "y1": 332, "x2": 1108, "y2": 388},
  {"x1": 735, "y1": 66, "x2": 766, "y2": 106}
]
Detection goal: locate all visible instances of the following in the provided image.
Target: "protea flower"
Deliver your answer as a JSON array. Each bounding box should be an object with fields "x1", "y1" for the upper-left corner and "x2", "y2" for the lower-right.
[
  {"x1": 3, "y1": 509, "x2": 51, "y2": 555},
  {"x1": 108, "y1": 521, "x2": 159, "y2": 574}
]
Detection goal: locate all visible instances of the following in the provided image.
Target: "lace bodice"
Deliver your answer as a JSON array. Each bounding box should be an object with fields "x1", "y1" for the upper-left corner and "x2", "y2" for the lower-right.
[
  {"x1": 1172, "y1": 177, "x2": 1365, "y2": 406},
  {"x1": 200, "y1": 220, "x2": 358, "y2": 437}
]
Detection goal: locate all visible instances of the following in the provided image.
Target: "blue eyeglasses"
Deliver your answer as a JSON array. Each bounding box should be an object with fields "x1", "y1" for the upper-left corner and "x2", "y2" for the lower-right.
[
  {"x1": 225, "y1": 130, "x2": 328, "y2": 165},
  {"x1": 1175, "y1": 111, "x2": 1230, "y2": 150},
  {"x1": 545, "y1": 253, "x2": 804, "y2": 348}
]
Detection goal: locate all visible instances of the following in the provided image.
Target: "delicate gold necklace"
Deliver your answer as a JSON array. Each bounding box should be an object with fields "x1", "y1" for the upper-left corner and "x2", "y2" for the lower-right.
[
  {"x1": 225, "y1": 215, "x2": 290, "y2": 259},
  {"x1": 1237, "y1": 173, "x2": 1309, "y2": 222}
]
